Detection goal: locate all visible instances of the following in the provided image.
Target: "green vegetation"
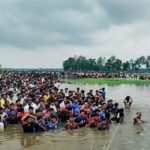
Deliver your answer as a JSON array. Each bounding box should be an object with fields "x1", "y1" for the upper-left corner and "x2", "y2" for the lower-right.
[
  {"x1": 63, "y1": 78, "x2": 150, "y2": 85},
  {"x1": 63, "y1": 55, "x2": 150, "y2": 72}
]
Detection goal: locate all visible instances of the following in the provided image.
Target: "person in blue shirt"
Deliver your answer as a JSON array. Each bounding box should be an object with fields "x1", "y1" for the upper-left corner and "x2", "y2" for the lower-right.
[
  {"x1": 46, "y1": 116, "x2": 59, "y2": 130},
  {"x1": 75, "y1": 110, "x2": 87, "y2": 127},
  {"x1": 72, "y1": 99, "x2": 79, "y2": 116},
  {"x1": 98, "y1": 110, "x2": 105, "y2": 121},
  {"x1": 100, "y1": 88, "x2": 106, "y2": 100}
]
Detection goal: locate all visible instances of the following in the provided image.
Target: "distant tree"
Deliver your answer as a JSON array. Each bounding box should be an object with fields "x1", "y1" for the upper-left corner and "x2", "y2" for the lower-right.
[
  {"x1": 105, "y1": 56, "x2": 122, "y2": 72},
  {"x1": 146, "y1": 55, "x2": 150, "y2": 69},
  {"x1": 76, "y1": 56, "x2": 87, "y2": 71},
  {"x1": 122, "y1": 61, "x2": 130, "y2": 71},
  {"x1": 114, "y1": 59, "x2": 122, "y2": 71},
  {"x1": 97, "y1": 57, "x2": 106, "y2": 71},
  {"x1": 87, "y1": 58, "x2": 97, "y2": 71},
  {"x1": 63, "y1": 55, "x2": 150, "y2": 72},
  {"x1": 139, "y1": 56, "x2": 146, "y2": 64},
  {"x1": 63, "y1": 57, "x2": 76, "y2": 71},
  {"x1": 0, "y1": 64, "x2": 2, "y2": 73},
  {"x1": 129, "y1": 59, "x2": 136, "y2": 71}
]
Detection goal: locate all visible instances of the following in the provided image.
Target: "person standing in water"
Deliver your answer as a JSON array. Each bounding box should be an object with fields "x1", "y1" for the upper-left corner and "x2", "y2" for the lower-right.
[
  {"x1": 133, "y1": 112, "x2": 145, "y2": 134},
  {"x1": 123, "y1": 96, "x2": 133, "y2": 109},
  {"x1": 133, "y1": 112, "x2": 144, "y2": 125},
  {"x1": 100, "y1": 88, "x2": 106, "y2": 101}
]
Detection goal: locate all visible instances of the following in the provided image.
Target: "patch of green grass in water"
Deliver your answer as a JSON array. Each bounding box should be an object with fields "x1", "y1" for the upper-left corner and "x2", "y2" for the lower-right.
[{"x1": 63, "y1": 78, "x2": 150, "y2": 85}]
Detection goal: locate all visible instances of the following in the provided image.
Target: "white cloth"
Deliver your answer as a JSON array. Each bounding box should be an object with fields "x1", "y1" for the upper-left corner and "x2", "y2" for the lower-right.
[
  {"x1": 50, "y1": 105, "x2": 57, "y2": 113},
  {"x1": 0, "y1": 122, "x2": 4, "y2": 131},
  {"x1": 24, "y1": 105, "x2": 29, "y2": 112},
  {"x1": 60, "y1": 101, "x2": 65, "y2": 109}
]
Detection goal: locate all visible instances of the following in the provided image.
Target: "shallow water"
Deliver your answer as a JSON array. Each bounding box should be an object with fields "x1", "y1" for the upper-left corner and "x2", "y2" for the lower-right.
[{"x1": 0, "y1": 83, "x2": 150, "y2": 150}]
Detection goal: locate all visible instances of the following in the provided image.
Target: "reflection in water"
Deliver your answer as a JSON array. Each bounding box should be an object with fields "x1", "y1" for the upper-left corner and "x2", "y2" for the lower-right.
[
  {"x1": 0, "y1": 84, "x2": 150, "y2": 150},
  {"x1": 21, "y1": 133, "x2": 43, "y2": 149}
]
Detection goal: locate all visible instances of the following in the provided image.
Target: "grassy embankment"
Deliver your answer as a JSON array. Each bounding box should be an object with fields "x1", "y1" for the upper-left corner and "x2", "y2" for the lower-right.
[{"x1": 63, "y1": 78, "x2": 150, "y2": 85}]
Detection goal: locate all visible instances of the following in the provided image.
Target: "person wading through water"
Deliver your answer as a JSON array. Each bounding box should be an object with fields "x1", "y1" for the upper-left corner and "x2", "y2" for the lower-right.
[{"x1": 123, "y1": 96, "x2": 133, "y2": 110}]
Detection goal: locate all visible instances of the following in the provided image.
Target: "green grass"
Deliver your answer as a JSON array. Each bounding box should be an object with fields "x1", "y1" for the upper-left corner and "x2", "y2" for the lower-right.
[{"x1": 63, "y1": 78, "x2": 150, "y2": 85}]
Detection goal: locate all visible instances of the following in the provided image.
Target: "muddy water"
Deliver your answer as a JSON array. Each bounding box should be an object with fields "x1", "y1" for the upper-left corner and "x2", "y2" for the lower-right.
[{"x1": 0, "y1": 83, "x2": 150, "y2": 150}]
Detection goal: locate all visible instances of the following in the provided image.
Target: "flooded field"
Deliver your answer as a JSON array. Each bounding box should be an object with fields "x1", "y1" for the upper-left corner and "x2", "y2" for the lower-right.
[{"x1": 0, "y1": 83, "x2": 150, "y2": 150}]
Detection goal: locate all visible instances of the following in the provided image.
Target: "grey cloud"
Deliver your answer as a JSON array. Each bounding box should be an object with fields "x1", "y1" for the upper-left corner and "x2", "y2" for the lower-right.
[
  {"x1": 0, "y1": 0, "x2": 99, "y2": 48},
  {"x1": 0, "y1": 0, "x2": 150, "y2": 48},
  {"x1": 97, "y1": 0, "x2": 150, "y2": 24}
]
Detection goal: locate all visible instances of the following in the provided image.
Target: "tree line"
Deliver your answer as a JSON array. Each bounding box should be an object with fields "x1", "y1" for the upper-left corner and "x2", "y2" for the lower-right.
[{"x1": 63, "y1": 55, "x2": 150, "y2": 72}]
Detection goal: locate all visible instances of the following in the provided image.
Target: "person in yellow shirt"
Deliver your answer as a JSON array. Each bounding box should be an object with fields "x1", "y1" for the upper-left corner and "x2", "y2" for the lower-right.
[{"x1": 44, "y1": 93, "x2": 50, "y2": 103}]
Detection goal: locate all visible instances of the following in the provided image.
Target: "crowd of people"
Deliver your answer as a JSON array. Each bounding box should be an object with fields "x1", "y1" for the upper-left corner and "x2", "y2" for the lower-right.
[
  {"x1": 63, "y1": 71, "x2": 139, "y2": 79},
  {"x1": 63, "y1": 71, "x2": 150, "y2": 80},
  {"x1": 0, "y1": 72, "x2": 143, "y2": 133}
]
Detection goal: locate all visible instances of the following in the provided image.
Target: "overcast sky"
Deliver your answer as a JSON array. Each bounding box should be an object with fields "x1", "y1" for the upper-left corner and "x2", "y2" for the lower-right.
[{"x1": 0, "y1": 0, "x2": 150, "y2": 68}]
